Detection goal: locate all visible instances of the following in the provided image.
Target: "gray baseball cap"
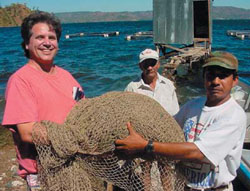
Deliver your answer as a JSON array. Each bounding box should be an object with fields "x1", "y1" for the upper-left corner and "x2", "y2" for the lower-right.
[{"x1": 203, "y1": 51, "x2": 238, "y2": 71}]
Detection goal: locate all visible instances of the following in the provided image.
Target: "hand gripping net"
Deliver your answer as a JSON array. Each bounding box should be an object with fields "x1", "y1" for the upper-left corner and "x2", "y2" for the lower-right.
[{"x1": 32, "y1": 91, "x2": 186, "y2": 191}]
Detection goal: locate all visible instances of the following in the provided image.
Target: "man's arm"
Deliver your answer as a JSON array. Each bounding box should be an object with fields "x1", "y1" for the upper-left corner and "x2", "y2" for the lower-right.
[
  {"x1": 115, "y1": 122, "x2": 205, "y2": 162},
  {"x1": 171, "y1": 90, "x2": 180, "y2": 116},
  {"x1": 17, "y1": 122, "x2": 36, "y2": 143},
  {"x1": 153, "y1": 142, "x2": 204, "y2": 161},
  {"x1": 17, "y1": 122, "x2": 50, "y2": 145}
]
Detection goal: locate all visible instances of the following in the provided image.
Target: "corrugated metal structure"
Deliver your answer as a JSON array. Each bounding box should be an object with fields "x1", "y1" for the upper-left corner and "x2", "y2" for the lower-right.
[
  {"x1": 153, "y1": 0, "x2": 213, "y2": 80},
  {"x1": 153, "y1": 0, "x2": 212, "y2": 46}
]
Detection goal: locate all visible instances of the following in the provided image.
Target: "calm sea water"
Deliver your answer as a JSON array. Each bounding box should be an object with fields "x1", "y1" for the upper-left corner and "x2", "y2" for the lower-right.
[{"x1": 0, "y1": 20, "x2": 250, "y2": 119}]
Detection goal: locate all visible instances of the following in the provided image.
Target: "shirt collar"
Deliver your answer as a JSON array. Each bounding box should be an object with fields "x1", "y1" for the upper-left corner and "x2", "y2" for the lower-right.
[
  {"x1": 157, "y1": 74, "x2": 166, "y2": 84},
  {"x1": 138, "y1": 73, "x2": 166, "y2": 89}
]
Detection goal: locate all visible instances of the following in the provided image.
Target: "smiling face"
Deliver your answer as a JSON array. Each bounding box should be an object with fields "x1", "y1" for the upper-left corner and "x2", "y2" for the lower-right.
[
  {"x1": 204, "y1": 66, "x2": 238, "y2": 107},
  {"x1": 25, "y1": 23, "x2": 58, "y2": 65}
]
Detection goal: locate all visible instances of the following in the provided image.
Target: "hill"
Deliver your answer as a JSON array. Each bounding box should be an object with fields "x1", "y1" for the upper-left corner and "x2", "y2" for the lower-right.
[
  {"x1": 0, "y1": 3, "x2": 32, "y2": 27},
  {"x1": 55, "y1": 11, "x2": 152, "y2": 23},
  {"x1": 213, "y1": 6, "x2": 250, "y2": 20},
  {"x1": 55, "y1": 6, "x2": 250, "y2": 23},
  {"x1": 0, "y1": 4, "x2": 249, "y2": 27}
]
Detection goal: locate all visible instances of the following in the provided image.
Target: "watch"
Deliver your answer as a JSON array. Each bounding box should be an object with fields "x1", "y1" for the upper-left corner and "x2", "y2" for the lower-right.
[{"x1": 144, "y1": 140, "x2": 154, "y2": 154}]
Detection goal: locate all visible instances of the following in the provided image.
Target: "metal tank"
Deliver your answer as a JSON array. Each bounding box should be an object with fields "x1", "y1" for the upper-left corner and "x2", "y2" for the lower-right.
[{"x1": 153, "y1": 0, "x2": 212, "y2": 46}]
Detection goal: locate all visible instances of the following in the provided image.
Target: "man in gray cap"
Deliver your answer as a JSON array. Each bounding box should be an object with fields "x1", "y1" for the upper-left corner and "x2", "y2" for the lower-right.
[
  {"x1": 125, "y1": 48, "x2": 179, "y2": 116},
  {"x1": 116, "y1": 51, "x2": 246, "y2": 191}
]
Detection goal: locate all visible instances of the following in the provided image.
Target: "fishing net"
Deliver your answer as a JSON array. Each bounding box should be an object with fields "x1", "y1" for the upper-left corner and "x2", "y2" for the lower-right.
[{"x1": 32, "y1": 91, "x2": 186, "y2": 191}]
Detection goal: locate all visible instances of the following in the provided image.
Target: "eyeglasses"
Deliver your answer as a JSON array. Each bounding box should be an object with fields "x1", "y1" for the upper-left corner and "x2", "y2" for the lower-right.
[{"x1": 141, "y1": 59, "x2": 157, "y2": 70}]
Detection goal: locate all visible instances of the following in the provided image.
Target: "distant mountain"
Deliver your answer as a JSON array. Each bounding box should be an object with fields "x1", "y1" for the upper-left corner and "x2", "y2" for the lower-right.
[
  {"x1": 212, "y1": 6, "x2": 250, "y2": 20},
  {"x1": 0, "y1": 3, "x2": 32, "y2": 27},
  {"x1": 55, "y1": 6, "x2": 250, "y2": 23},
  {"x1": 55, "y1": 11, "x2": 152, "y2": 23},
  {"x1": 0, "y1": 4, "x2": 249, "y2": 27}
]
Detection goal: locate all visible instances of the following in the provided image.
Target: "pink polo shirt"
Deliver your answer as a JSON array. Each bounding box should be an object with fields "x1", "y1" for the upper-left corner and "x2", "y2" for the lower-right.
[{"x1": 2, "y1": 64, "x2": 84, "y2": 178}]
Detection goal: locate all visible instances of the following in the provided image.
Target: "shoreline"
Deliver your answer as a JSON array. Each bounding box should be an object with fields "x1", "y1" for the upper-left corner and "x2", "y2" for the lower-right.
[{"x1": 1, "y1": 19, "x2": 250, "y2": 28}]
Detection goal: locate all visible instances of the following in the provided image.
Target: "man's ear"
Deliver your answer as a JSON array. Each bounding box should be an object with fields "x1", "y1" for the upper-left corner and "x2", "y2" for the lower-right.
[
  {"x1": 233, "y1": 75, "x2": 239, "y2": 87},
  {"x1": 156, "y1": 61, "x2": 160, "y2": 69}
]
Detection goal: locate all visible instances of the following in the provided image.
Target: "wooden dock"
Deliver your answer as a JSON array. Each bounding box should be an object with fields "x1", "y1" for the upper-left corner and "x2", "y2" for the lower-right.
[
  {"x1": 227, "y1": 30, "x2": 250, "y2": 40},
  {"x1": 65, "y1": 31, "x2": 120, "y2": 39},
  {"x1": 161, "y1": 44, "x2": 209, "y2": 80}
]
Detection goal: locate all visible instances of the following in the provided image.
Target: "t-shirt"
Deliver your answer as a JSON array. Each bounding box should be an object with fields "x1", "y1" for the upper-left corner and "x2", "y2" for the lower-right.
[
  {"x1": 2, "y1": 64, "x2": 84, "y2": 178},
  {"x1": 125, "y1": 73, "x2": 179, "y2": 116},
  {"x1": 174, "y1": 97, "x2": 246, "y2": 189}
]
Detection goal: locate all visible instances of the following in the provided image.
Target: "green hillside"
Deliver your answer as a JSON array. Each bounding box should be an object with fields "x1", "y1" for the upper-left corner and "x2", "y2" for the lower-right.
[{"x1": 0, "y1": 3, "x2": 32, "y2": 27}]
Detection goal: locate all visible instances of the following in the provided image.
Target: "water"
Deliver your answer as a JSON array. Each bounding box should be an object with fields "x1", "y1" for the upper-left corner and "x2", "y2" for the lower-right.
[
  {"x1": 0, "y1": 20, "x2": 250, "y2": 117},
  {"x1": 0, "y1": 21, "x2": 154, "y2": 99},
  {"x1": 213, "y1": 20, "x2": 250, "y2": 78}
]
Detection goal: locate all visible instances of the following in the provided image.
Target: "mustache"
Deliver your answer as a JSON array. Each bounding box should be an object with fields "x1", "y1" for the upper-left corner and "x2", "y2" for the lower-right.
[
  {"x1": 207, "y1": 86, "x2": 222, "y2": 92},
  {"x1": 208, "y1": 83, "x2": 219, "y2": 87}
]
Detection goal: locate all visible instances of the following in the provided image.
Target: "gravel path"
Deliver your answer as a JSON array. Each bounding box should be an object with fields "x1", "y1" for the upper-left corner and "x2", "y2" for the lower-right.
[{"x1": 0, "y1": 145, "x2": 27, "y2": 191}]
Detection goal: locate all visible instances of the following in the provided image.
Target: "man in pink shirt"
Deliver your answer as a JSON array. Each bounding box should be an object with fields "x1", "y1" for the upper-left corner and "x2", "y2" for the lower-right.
[{"x1": 2, "y1": 11, "x2": 84, "y2": 191}]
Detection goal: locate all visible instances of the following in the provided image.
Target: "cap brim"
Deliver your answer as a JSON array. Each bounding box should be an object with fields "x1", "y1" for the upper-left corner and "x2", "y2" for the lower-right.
[{"x1": 139, "y1": 58, "x2": 158, "y2": 64}]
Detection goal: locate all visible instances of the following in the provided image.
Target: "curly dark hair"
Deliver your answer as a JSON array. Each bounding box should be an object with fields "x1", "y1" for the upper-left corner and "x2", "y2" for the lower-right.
[{"x1": 21, "y1": 11, "x2": 62, "y2": 58}]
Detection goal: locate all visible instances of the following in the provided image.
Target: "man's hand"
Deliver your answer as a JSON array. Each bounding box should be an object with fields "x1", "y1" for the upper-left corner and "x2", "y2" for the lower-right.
[
  {"x1": 115, "y1": 123, "x2": 205, "y2": 162},
  {"x1": 115, "y1": 122, "x2": 148, "y2": 154}
]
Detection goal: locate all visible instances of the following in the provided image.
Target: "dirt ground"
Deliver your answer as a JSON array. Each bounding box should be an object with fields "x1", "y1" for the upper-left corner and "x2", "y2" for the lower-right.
[
  {"x1": 0, "y1": 127, "x2": 27, "y2": 191},
  {"x1": 0, "y1": 146, "x2": 27, "y2": 191}
]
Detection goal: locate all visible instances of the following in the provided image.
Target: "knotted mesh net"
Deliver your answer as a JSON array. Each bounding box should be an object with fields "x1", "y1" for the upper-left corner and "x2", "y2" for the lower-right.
[{"x1": 32, "y1": 91, "x2": 186, "y2": 191}]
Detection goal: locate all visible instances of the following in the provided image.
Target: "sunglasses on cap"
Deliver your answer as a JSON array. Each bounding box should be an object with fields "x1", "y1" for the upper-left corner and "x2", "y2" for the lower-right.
[{"x1": 141, "y1": 59, "x2": 158, "y2": 70}]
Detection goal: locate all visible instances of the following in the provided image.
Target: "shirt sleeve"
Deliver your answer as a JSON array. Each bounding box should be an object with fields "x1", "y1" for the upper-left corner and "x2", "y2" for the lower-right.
[
  {"x1": 124, "y1": 82, "x2": 136, "y2": 92},
  {"x1": 174, "y1": 102, "x2": 189, "y2": 128},
  {"x1": 2, "y1": 75, "x2": 38, "y2": 125},
  {"x1": 171, "y1": 89, "x2": 180, "y2": 115}
]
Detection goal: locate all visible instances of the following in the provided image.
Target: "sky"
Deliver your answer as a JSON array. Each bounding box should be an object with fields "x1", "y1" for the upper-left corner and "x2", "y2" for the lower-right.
[{"x1": 1, "y1": 0, "x2": 250, "y2": 13}]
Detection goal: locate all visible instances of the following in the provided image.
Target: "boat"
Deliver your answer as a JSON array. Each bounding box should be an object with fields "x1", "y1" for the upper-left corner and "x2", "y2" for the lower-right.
[
  {"x1": 238, "y1": 148, "x2": 250, "y2": 189},
  {"x1": 233, "y1": 80, "x2": 250, "y2": 190},
  {"x1": 152, "y1": 0, "x2": 250, "y2": 190}
]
